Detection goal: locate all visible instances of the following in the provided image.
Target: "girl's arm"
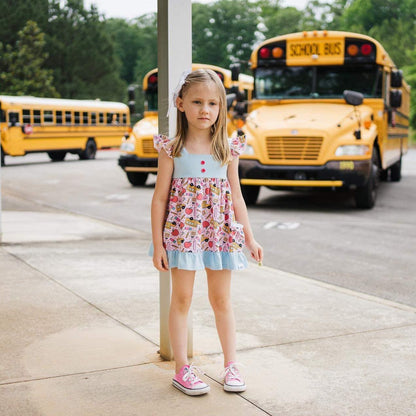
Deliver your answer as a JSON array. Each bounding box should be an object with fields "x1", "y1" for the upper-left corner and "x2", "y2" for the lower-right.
[
  {"x1": 228, "y1": 157, "x2": 263, "y2": 263},
  {"x1": 151, "y1": 148, "x2": 174, "y2": 271}
]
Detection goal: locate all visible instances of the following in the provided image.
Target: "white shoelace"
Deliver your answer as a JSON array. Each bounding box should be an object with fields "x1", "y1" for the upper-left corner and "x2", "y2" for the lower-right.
[
  {"x1": 182, "y1": 364, "x2": 204, "y2": 385},
  {"x1": 222, "y1": 362, "x2": 244, "y2": 382}
]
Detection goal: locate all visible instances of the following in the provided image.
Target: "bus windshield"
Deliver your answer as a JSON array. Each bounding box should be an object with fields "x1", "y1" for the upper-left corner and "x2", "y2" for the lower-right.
[
  {"x1": 145, "y1": 91, "x2": 158, "y2": 112},
  {"x1": 254, "y1": 65, "x2": 382, "y2": 99}
]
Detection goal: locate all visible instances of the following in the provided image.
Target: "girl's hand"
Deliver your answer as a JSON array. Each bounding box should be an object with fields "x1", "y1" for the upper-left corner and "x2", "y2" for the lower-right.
[
  {"x1": 153, "y1": 246, "x2": 169, "y2": 271},
  {"x1": 246, "y1": 240, "x2": 264, "y2": 264}
]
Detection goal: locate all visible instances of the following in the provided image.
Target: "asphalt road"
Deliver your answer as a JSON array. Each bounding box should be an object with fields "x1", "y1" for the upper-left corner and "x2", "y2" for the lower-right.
[{"x1": 2, "y1": 148, "x2": 416, "y2": 307}]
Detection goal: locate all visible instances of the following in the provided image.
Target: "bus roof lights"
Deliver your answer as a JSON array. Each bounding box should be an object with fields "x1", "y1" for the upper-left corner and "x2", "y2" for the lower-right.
[
  {"x1": 347, "y1": 44, "x2": 359, "y2": 56},
  {"x1": 272, "y1": 47, "x2": 284, "y2": 58},
  {"x1": 216, "y1": 72, "x2": 224, "y2": 81},
  {"x1": 259, "y1": 47, "x2": 270, "y2": 59},
  {"x1": 149, "y1": 74, "x2": 158, "y2": 84},
  {"x1": 361, "y1": 44, "x2": 372, "y2": 56}
]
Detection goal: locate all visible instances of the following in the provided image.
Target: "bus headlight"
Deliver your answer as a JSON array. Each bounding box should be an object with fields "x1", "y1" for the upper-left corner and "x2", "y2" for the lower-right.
[
  {"x1": 243, "y1": 144, "x2": 255, "y2": 156},
  {"x1": 120, "y1": 141, "x2": 135, "y2": 152},
  {"x1": 335, "y1": 145, "x2": 369, "y2": 156}
]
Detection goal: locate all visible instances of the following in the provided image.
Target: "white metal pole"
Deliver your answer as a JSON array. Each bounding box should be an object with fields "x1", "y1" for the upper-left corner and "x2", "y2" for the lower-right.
[{"x1": 157, "y1": 0, "x2": 192, "y2": 361}]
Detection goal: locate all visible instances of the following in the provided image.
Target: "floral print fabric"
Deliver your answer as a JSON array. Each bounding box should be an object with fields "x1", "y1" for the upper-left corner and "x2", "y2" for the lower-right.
[{"x1": 154, "y1": 134, "x2": 248, "y2": 271}]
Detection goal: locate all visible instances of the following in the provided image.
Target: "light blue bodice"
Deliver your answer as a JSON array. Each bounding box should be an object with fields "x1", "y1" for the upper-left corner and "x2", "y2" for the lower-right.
[{"x1": 173, "y1": 148, "x2": 228, "y2": 179}]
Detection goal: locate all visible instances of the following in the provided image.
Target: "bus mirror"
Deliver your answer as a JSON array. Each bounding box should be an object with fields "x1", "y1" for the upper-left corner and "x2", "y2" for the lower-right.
[
  {"x1": 226, "y1": 93, "x2": 237, "y2": 111},
  {"x1": 128, "y1": 86, "x2": 135, "y2": 101},
  {"x1": 390, "y1": 90, "x2": 402, "y2": 108},
  {"x1": 230, "y1": 86, "x2": 239, "y2": 95},
  {"x1": 230, "y1": 63, "x2": 240, "y2": 81},
  {"x1": 8, "y1": 112, "x2": 19, "y2": 126},
  {"x1": 391, "y1": 70, "x2": 403, "y2": 88},
  {"x1": 235, "y1": 102, "x2": 247, "y2": 117},
  {"x1": 343, "y1": 90, "x2": 363, "y2": 106},
  {"x1": 128, "y1": 102, "x2": 135, "y2": 114}
]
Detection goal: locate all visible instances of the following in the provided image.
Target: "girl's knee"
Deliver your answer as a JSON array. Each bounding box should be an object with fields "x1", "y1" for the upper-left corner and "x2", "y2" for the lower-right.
[
  {"x1": 209, "y1": 295, "x2": 231, "y2": 313},
  {"x1": 171, "y1": 293, "x2": 193, "y2": 312}
]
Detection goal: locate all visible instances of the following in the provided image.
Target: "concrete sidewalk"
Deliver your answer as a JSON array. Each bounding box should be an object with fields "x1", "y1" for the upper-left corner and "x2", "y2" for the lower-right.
[{"x1": 1, "y1": 210, "x2": 415, "y2": 416}]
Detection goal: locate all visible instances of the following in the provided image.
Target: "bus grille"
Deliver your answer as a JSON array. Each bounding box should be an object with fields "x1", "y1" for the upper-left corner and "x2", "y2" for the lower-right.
[
  {"x1": 142, "y1": 138, "x2": 158, "y2": 156},
  {"x1": 266, "y1": 136, "x2": 323, "y2": 161}
]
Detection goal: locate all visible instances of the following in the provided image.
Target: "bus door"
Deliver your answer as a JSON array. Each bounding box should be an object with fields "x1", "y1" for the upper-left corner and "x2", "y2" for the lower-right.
[{"x1": 6, "y1": 110, "x2": 25, "y2": 156}]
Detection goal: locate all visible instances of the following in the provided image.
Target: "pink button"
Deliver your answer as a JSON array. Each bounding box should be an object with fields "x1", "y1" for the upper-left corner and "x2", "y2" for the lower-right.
[
  {"x1": 201, "y1": 160, "x2": 205, "y2": 165},
  {"x1": 201, "y1": 168, "x2": 206, "y2": 173}
]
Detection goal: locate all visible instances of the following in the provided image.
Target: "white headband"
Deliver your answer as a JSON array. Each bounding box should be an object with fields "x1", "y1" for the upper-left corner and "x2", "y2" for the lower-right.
[{"x1": 167, "y1": 69, "x2": 191, "y2": 117}]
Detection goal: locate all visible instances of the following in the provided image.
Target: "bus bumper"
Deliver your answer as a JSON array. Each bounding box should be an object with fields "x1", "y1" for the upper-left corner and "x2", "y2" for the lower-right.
[
  {"x1": 238, "y1": 159, "x2": 371, "y2": 189},
  {"x1": 118, "y1": 154, "x2": 158, "y2": 173}
]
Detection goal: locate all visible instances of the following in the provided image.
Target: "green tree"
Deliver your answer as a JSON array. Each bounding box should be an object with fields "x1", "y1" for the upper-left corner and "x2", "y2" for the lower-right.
[
  {"x1": 192, "y1": 0, "x2": 260, "y2": 72},
  {"x1": 132, "y1": 13, "x2": 158, "y2": 85},
  {"x1": 0, "y1": 0, "x2": 49, "y2": 47},
  {"x1": 106, "y1": 18, "x2": 143, "y2": 85},
  {"x1": 0, "y1": 20, "x2": 59, "y2": 97},
  {"x1": 44, "y1": 0, "x2": 125, "y2": 100},
  {"x1": 259, "y1": 4, "x2": 304, "y2": 38}
]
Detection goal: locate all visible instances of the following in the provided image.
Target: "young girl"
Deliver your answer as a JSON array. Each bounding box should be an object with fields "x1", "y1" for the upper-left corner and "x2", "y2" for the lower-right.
[{"x1": 151, "y1": 69, "x2": 263, "y2": 396}]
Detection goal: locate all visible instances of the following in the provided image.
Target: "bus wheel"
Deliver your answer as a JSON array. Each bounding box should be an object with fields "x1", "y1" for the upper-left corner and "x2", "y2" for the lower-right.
[
  {"x1": 126, "y1": 171, "x2": 148, "y2": 186},
  {"x1": 241, "y1": 185, "x2": 260, "y2": 205},
  {"x1": 1, "y1": 146, "x2": 5, "y2": 166},
  {"x1": 355, "y1": 149, "x2": 379, "y2": 209},
  {"x1": 79, "y1": 139, "x2": 97, "y2": 160},
  {"x1": 390, "y1": 157, "x2": 402, "y2": 182},
  {"x1": 48, "y1": 151, "x2": 67, "y2": 162}
]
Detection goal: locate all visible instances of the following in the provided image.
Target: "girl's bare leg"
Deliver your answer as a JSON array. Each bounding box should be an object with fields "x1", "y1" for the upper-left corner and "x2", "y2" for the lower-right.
[
  {"x1": 206, "y1": 268, "x2": 236, "y2": 366},
  {"x1": 169, "y1": 268, "x2": 196, "y2": 373}
]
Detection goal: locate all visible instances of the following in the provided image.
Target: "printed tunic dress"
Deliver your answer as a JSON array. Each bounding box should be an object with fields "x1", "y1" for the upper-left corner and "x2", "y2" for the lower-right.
[{"x1": 154, "y1": 134, "x2": 248, "y2": 271}]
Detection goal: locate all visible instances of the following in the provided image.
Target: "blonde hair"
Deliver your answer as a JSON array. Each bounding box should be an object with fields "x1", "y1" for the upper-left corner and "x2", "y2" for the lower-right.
[{"x1": 171, "y1": 69, "x2": 230, "y2": 165}]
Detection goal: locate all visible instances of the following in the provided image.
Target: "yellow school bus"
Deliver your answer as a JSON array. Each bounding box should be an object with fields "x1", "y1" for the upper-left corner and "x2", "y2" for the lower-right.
[
  {"x1": 0, "y1": 95, "x2": 130, "y2": 165},
  {"x1": 234, "y1": 31, "x2": 409, "y2": 208},
  {"x1": 118, "y1": 64, "x2": 253, "y2": 186}
]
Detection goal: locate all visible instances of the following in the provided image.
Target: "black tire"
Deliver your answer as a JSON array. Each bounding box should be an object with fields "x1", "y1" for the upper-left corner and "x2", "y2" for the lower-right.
[
  {"x1": 355, "y1": 148, "x2": 380, "y2": 209},
  {"x1": 48, "y1": 151, "x2": 67, "y2": 162},
  {"x1": 79, "y1": 139, "x2": 97, "y2": 160},
  {"x1": 390, "y1": 158, "x2": 402, "y2": 182},
  {"x1": 1, "y1": 146, "x2": 5, "y2": 166},
  {"x1": 241, "y1": 185, "x2": 260, "y2": 205},
  {"x1": 380, "y1": 169, "x2": 388, "y2": 181},
  {"x1": 126, "y1": 171, "x2": 148, "y2": 186}
]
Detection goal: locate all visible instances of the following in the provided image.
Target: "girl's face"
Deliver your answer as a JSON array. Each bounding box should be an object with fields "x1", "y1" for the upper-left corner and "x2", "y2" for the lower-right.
[{"x1": 176, "y1": 81, "x2": 220, "y2": 133}]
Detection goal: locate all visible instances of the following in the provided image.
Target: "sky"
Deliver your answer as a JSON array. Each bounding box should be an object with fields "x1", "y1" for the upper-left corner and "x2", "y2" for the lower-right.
[{"x1": 84, "y1": 0, "x2": 310, "y2": 20}]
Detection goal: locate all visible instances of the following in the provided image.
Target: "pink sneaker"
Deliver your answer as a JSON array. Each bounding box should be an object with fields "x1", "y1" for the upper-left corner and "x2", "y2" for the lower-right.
[
  {"x1": 172, "y1": 364, "x2": 210, "y2": 396},
  {"x1": 223, "y1": 362, "x2": 246, "y2": 392}
]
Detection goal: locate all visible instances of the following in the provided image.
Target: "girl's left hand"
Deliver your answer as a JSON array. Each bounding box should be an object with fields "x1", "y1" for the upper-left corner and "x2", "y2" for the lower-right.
[{"x1": 246, "y1": 240, "x2": 264, "y2": 264}]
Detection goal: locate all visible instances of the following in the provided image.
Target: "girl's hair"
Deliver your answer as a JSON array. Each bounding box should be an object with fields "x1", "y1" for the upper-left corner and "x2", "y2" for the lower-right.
[{"x1": 171, "y1": 69, "x2": 230, "y2": 165}]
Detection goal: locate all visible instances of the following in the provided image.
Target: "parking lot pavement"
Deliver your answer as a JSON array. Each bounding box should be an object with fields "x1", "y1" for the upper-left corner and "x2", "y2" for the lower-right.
[{"x1": 1, "y1": 209, "x2": 416, "y2": 416}]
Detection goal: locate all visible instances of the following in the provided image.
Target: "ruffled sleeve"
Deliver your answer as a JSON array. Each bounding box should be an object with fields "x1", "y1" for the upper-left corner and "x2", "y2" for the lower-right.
[
  {"x1": 229, "y1": 135, "x2": 246, "y2": 158},
  {"x1": 153, "y1": 134, "x2": 173, "y2": 158}
]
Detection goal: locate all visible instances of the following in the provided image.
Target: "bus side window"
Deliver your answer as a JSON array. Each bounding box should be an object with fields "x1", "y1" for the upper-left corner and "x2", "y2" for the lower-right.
[
  {"x1": 8, "y1": 111, "x2": 20, "y2": 126},
  {"x1": 83, "y1": 112, "x2": 88, "y2": 124},
  {"x1": 56, "y1": 111, "x2": 63, "y2": 124},
  {"x1": 99, "y1": 112, "x2": 104, "y2": 124},
  {"x1": 33, "y1": 110, "x2": 41, "y2": 125},
  {"x1": 0, "y1": 109, "x2": 6, "y2": 122},
  {"x1": 123, "y1": 114, "x2": 127, "y2": 125},
  {"x1": 23, "y1": 109, "x2": 31, "y2": 124},
  {"x1": 65, "y1": 111, "x2": 72, "y2": 125},
  {"x1": 43, "y1": 110, "x2": 53, "y2": 124},
  {"x1": 112, "y1": 113, "x2": 119, "y2": 125},
  {"x1": 74, "y1": 111, "x2": 80, "y2": 125},
  {"x1": 107, "y1": 112, "x2": 113, "y2": 124},
  {"x1": 91, "y1": 112, "x2": 96, "y2": 125}
]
